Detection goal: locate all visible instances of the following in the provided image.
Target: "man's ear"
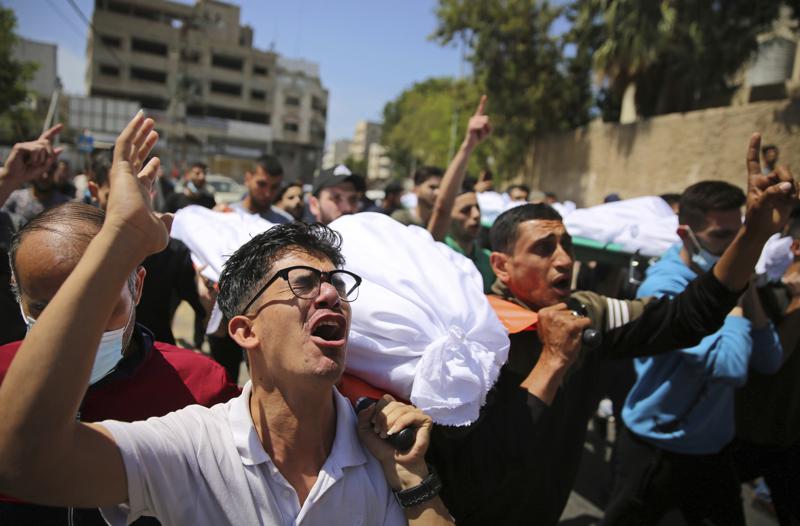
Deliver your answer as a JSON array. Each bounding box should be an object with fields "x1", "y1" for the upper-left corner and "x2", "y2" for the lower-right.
[
  {"x1": 229, "y1": 315, "x2": 260, "y2": 351},
  {"x1": 490, "y1": 251, "x2": 510, "y2": 283},
  {"x1": 133, "y1": 266, "x2": 146, "y2": 305},
  {"x1": 308, "y1": 195, "x2": 322, "y2": 222}
]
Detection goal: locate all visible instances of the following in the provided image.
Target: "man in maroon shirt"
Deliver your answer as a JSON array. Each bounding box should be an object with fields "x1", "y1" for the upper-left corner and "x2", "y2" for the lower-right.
[{"x1": 0, "y1": 201, "x2": 240, "y2": 525}]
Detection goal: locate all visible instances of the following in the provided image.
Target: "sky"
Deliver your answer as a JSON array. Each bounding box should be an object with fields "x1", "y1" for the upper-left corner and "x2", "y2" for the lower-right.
[{"x1": 5, "y1": 0, "x2": 469, "y2": 142}]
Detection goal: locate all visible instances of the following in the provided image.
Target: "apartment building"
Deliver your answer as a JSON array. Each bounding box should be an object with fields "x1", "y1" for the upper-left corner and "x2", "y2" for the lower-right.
[{"x1": 86, "y1": 0, "x2": 327, "y2": 182}]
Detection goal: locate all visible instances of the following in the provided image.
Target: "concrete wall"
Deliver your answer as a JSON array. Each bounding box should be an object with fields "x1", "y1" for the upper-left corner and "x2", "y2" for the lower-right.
[{"x1": 524, "y1": 99, "x2": 800, "y2": 207}]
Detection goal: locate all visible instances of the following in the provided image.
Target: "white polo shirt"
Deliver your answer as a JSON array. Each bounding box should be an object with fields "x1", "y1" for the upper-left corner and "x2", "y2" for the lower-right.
[{"x1": 99, "y1": 381, "x2": 405, "y2": 526}]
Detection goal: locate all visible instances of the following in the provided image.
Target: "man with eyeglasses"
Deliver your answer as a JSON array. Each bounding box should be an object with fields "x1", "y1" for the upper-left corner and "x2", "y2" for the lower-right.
[{"x1": 0, "y1": 113, "x2": 453, "y2": 526}]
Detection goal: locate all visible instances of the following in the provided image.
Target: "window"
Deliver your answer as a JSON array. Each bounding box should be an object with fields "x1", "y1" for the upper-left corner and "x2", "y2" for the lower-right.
[
  {"x1": 131, "y1": 38, "x2": 168, "y2": 57},
  {"x1": 210, "y1": 81, "x2": 242, "y2": 97},
  {"x1": 251, "y1": 89, "x2": 266, "y2": 101},
  {"x1": 99, "y1": 64, "x2": 120, "y2": 77},
  {"x1": 285, "y1": 96, "x2": 301, "y2": 107},
  {"x1": 253, "y1": 65, "x2": 268, "y2": 76},
  {"x1": 130, "y1": 66, "x2": 167, "y2": 84},
  {"x1": 212, "y1": 54, "x2": 243, "y2": 71},
  {"x1": 100, "y1": 35, "x2": 121, "y2": 48},
  {"x1": 283, "y1": 122, "x2": 299, "y2": 132},
  {"x1": 241, "y1": 111, "x2": 270, "y2": 124}
]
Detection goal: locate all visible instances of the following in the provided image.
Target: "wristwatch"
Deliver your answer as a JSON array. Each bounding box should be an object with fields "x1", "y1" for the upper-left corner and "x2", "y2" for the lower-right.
[{"x1": 393, "y1": 466, "x2": 442, "y2": 508}]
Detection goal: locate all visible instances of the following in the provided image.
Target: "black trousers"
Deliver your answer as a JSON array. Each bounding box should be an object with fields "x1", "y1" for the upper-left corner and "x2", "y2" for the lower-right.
[
  {"x1": 732, "y1": 439, "x2": 800, "y2": 526},
  {"x1": 602, "y1": 425, "x2": 745, "y2": 526}
]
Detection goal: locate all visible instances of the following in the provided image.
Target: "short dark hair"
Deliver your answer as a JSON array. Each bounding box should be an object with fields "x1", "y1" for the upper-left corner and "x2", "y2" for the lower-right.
[
  {"x1": 384, "y1": 180, "x2": 404, "y2": 196},
  {"x1": 490, "y1": 203, "x2": 563, "y2": 253},
  {"x1": 506, "y1": 184, "x2": 530, "y2": 195},
  {"x1": 413, "y1": 166, "x2": 443, "y2": 186},
  {"x1": 189, "y1": 161, "x2": 207, "y2": 172},
  {"x1": 9, "y1": 203, "x2": 107, "y2": 300},
  {"x1": 762, "y1": 144, "x2": 779, "y2": 155},
  {"x1": 659, "y1": 192, "x2": 682, "y2": 207},
  {"x1": 461, "y1": 176, "x2": 477, "y2": 194},
  {"x1": 89, "y1": 154, "x2": 113, "y2": 187},
  {"x1": 275, "y1": 182, "x2": 303, "y2": 202},
  {"x1": 678, "y1": 181, "x2": 745, "y2": 230},
  {"x1": 254, "y1": 154, "x2": 284, "y2": 178},
  {"x1": 217, "y1": 222, "x2": 345, "y2": 318}
]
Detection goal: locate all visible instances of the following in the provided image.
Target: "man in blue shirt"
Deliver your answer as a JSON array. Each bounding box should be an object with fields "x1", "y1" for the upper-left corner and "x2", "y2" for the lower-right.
[{"x1": 602, "y1": 181, "x2": 784, "y2": 526}]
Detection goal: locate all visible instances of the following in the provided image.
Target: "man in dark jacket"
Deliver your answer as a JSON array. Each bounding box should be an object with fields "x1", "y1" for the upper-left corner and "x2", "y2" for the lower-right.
[{"x1": 426, "y1": 133, "x2": 797, "y2": 525}]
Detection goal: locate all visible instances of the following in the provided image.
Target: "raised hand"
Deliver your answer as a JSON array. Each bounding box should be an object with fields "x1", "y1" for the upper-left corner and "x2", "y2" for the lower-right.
[
  {"x1": 0, "y1": 124, "x2": 64, "y2": 188},
  {"x1": 104, "y1": 110, "x2": 170, "y2": 260},
  {"x1": 744, "y1": 133, "x2": 797, "y2": 236},
  {"x1": 464, "y1": 95, "x2": 491, "y2": 151}
]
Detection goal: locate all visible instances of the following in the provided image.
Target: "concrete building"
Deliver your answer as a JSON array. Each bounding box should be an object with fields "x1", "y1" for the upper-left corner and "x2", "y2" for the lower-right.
[
  {"x1": 86, "y1": 0, "x2": 327, "y2": 183},
  {"x1": 366, "y1": 143, "x2": 392, "y2": 181},
  {"x1": 13, "y1": 37, "x2": 59, "y2": 99},
  {"x1": 349, "y1": 120, "x2": 382, "y2": 162},
  {"x1": 322, "y1": 139, "x2": 352, "y2": 169}
]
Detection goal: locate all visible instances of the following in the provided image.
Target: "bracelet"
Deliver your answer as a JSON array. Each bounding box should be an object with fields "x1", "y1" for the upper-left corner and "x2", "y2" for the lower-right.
[{"x1": 393, "y1": 465, "x2": 442, "y2": 508}]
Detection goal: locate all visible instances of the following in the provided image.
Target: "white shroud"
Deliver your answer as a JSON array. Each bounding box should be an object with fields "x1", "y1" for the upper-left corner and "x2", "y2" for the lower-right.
[{"x1": 170, "y1": 208, "x2": 510, "y2": 426}]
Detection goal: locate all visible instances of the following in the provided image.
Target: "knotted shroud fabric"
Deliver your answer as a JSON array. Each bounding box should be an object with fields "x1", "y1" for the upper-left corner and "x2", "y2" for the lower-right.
[{"x1": 330, "y1": 213, "x2": 510, "y2": 427}]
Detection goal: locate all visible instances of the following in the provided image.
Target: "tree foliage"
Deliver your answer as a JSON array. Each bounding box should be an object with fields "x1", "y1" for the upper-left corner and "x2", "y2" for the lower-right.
[
  {"x1": 0, "y1": 6, "x2": 39, "y2": 142},
  {"x1": 0, "y1": 7, "x2": 36, "y2": 116},
  {"x1": 570, "y1": 0, "x2": 800, "y2": 119},
  {"x1": 382, "y1": 77, "x2": 492, "y2": 178},
  {"x1": 432, "y1": 0, "x2": 595, "y2": 174}
]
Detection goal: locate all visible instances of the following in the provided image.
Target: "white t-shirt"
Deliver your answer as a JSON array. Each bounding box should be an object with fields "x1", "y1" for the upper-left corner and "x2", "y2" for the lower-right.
[{"x1": 99, "y1": 382, "x2": 405, "y2": 526}]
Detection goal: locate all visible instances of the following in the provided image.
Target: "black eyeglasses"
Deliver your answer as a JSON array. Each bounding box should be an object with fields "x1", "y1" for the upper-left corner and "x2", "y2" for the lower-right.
[{"x1": 241, "y1": 265, "x2": 362, "y2": 315}]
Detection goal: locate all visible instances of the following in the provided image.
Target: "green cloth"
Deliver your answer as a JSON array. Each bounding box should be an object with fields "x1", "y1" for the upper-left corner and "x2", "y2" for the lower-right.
[{"x1": 444, "y1": 235, "x2": 495, "y2": 293}]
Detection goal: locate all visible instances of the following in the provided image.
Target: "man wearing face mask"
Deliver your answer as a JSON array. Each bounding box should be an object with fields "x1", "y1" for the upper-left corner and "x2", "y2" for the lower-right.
[
  {"x1": 165, "y1": 162, "x2": 215, "y2": 213},
  {"x1": 0, "y1": 202, "x2": 240, "y2": 525},
  {"x1": 602, "y1": 181, "x2": 785, "y2": 526}
]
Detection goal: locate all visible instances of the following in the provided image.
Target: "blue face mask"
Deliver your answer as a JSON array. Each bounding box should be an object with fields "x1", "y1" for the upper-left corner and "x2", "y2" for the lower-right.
[
  {"x1": 20, "y1": 304, "x2": 131, "y2": 385},
  {"x1": 685, "y1": 227, "x2": 720, "y2": 273}
]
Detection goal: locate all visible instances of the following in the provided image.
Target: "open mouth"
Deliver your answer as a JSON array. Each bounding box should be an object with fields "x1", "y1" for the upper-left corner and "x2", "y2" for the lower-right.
[
  {"x1": 309, "y1": 314, "x2": 347, "y2": 346},
  {"x1": 551, "y1": 276, "x2": 572, "y2": 296}
]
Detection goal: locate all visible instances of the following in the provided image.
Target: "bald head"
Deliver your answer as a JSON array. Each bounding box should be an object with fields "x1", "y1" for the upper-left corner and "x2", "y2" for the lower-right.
[
  {"x1": 9, "y1": 202, "x2": 144, "y2": 329},
  {"x1": 10, "y1": 203, "x2": 105, "y2": 299}
]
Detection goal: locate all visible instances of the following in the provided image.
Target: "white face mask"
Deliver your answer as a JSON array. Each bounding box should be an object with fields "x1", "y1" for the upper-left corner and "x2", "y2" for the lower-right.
[
  {"x1": 685, "y1": 227, "x2": 720, "y2": 273},
  {"x1": 20, "y1": 304, "x2": 131, "y2": 385}
]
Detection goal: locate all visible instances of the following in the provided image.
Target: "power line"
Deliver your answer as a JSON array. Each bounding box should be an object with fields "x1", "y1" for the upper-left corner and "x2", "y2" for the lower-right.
[
  {"x1": 44, "y1": 0, "x2": 87, "y2": 42},
  {"x1": 63, "y1": 0, "x2": 125, "y2": 68}
]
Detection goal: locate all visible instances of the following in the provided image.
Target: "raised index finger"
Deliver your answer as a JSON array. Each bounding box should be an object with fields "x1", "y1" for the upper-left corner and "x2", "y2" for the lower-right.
[
  {"x1": 474, "y1": 94, "x2": 487, "y2": 116},
  {"x1": 38, "y1": 123, "x2": 63, "y2": 142},
  {"x1": 746, "y1": 132, "x2": 762, "y2": 178}
]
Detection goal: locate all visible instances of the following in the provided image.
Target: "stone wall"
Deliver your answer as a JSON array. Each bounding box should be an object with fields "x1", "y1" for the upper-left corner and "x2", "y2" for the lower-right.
[{"x1": 523, "y1": 99, "x2": 800, "y2": 207}]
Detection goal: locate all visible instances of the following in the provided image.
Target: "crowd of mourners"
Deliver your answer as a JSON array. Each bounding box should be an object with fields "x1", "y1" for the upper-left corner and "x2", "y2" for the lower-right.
[{"x1": 0, "y1": 95, "x2": 798, "y2": 526}]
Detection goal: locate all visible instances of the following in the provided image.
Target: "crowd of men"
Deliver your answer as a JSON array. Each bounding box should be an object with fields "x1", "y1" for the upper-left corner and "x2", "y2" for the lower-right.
[{"x1": 0, "y1": 97, "x2": 797, "y2": 526}]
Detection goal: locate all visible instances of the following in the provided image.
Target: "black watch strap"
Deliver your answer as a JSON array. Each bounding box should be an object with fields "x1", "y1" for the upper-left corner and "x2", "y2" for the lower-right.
[{"x1": 393, "y1": 466, "x2": 442, "y2": 508}]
